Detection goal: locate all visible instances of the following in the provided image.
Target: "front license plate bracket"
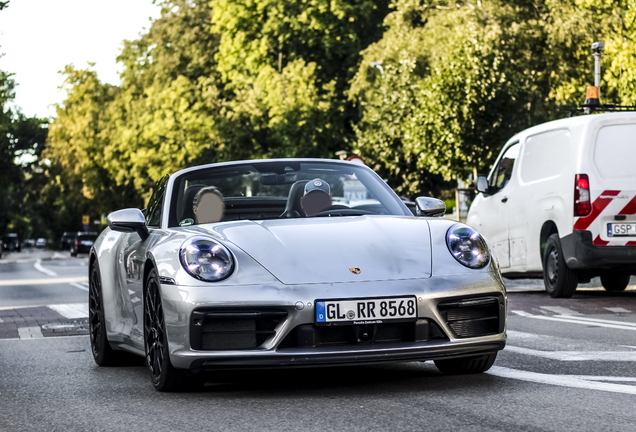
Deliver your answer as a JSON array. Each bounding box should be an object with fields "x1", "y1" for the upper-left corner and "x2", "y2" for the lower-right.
[{"x1": 315, "y1": 296, "x2": 417, "y2": 326}]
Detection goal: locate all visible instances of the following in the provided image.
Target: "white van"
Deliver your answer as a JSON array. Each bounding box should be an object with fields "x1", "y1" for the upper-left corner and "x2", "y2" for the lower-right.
[{"x1": 467, "y1": 112, "x2": 636, "y2": 298}]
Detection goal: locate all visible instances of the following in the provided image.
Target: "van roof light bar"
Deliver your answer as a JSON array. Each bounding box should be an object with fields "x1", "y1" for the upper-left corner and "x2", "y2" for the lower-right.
[{"x1": 561, "y1": 41, "x2": 636, "y2": 116}]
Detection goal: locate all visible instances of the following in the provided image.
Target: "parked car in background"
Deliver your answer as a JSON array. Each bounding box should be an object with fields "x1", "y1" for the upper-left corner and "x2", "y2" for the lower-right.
[
  {"x1": 35, "y1": 238, "x2": 47, "y2": 248},
  {"x1": 89, "y1": 158, "x2": 506, "y2": 391},
  {"x1": 468, "y1": 112, "x2": 636, "y2": 298},
  {"x1": 70, "y1": 232, "x2": 98, "y2": 256},
  {"x1": 59, "y1": 232, "x2": 74, "y2": 250},
  {"x1": 2, "y1": 233, "x2": 21, "y2": 252},
  {"x1": 23, "y1": 239, "x2": 35, "y2": 248}
]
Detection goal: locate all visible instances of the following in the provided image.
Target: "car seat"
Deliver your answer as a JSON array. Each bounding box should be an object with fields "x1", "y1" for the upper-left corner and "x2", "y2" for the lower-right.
[
  {"x1": 180, "y1": 184, "x2": 206, "y2": 223},
  {"x1": 280, "y1": 180, "x2": 308, "y2": 218}
]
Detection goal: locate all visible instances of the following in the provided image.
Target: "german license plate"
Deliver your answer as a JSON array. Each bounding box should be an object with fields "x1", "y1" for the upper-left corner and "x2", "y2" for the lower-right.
[
  {"x1": 607, "y1": 223, "x2": 636, "y2": 237},
  {"x1": 315, "y1": 296, "x2": 417, "y2": 326}
]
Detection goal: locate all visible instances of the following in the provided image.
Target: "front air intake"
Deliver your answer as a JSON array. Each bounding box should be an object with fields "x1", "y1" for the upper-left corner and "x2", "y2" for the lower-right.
[
  {"x1": 190, "y1": 308, "x2": 287, "y2": 350},
  {"x1": 437, "y1": 296, "x2": 503, "y2": 338}
]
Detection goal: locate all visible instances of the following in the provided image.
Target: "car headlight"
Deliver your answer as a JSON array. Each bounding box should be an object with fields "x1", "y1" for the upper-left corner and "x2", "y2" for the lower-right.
[
  {"x1": 179, "y1": 238, "x2": 234, "y2": 282},
  {"x1": 446, "y1": 224, "x2": 490, "y2": 269}
]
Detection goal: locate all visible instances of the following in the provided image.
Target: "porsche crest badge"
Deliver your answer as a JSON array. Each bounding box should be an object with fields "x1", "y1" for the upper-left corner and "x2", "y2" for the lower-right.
[{"x1": 349, "y1": 267, "x2": 361, "y2": 275}]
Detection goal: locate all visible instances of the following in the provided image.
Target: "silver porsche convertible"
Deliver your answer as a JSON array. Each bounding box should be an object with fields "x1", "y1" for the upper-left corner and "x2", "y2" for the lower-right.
[{"x1": 89, "y1": 158, "x2": 506, "y2": 391}]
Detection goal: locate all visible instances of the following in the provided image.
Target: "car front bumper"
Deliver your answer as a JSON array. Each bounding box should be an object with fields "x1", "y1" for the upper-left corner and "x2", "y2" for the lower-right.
[{"x1": 159, "y1": 272, "x2": 507, "y2": 371}]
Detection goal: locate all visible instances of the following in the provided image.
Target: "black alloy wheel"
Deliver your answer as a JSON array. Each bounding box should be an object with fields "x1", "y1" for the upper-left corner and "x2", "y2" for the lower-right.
[
  {"x1": 434, "y1": 352, "x2": 498, "y2": 375},
  {"x1": 600, "y1": 274, "x2": 631, "y2": 292},
  {"x1": 543, "y1": 234, "x2": 578, "y2": 298},
  {"x1": 144, "y1": 269, "x2": 191, "y2": 391},
  {"x1": 89, "y1": 261, "x2": 121, "y2": 365}
]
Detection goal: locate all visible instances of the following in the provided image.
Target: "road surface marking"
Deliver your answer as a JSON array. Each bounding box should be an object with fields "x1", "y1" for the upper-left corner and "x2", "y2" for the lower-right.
[
  {"x1": 488, "y1": 366, "x2": 636, "y2": 395},
  {"x1": 0, "y1": 276, "x2": 88, "y2": 287},
  {"x1": 18, "y1": 326, "x2": 43, "y2": 339},
  {"x1": 0, "y1": 334, "x2": 87, "y2": 342},
  {"x1": 34, "y1": 259, "x2": 57, "y2": 276},
  {"x1": 49, "y1": 303, "x2": 89, "y2": 319},
  {"x1": 0, "y1": 317, "x2": 3, "y2": 323},
  {"x1": 70, "y1": 282, "x2": 89, "y2": 292},
  {"x1": 506, "y1": 345, "x2": 636, "y2": 361},
  {"x1": 510, "y1": 310, "x2": 636, "y2": 331},
  {"x1": 605, "y1": 307, "x2": 631, "y2": 313},
  {"x1": 557, "y1": 315, "x2": 636, "y2": 327},
  {"x1": 539, "y1": 306, "x2": 582, "y2": 316}
]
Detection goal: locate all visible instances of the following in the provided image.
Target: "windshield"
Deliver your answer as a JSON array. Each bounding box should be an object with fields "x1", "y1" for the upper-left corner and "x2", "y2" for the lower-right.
[{"x1": 168, "y1": 161, "x2": 410, "y2": 227}]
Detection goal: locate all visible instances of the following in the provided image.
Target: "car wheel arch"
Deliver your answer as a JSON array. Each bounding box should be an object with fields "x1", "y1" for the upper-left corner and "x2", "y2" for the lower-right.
[{"x1": 539, "y1": 221, "x2": 559, "y2": 260}]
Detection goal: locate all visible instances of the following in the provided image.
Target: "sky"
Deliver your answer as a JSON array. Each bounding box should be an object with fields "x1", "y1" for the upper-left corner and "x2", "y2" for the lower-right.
[{"x1": 0, "y1": 0, "x2": 162, "y2": 119}]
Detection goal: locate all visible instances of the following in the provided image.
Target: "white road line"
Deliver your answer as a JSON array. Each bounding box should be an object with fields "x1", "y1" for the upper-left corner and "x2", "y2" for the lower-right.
[
  {"x1": 539, "y1": 306, "x2": 582, "y2": 316},
  {"x1": 551, "y1": 314, "x2": 636, "y2": 327},
  {"x1": 70, "y1": 282, "x2": 89, "y2": 292},
  {"x1": 488, "y1": 366, "x2": 636, "y2": 395},
  {"x1": 48, "y1": 303, "x2": 88, "y2": 319},
  {"x1": 131, "y1": 297, "x2": 141, "y2": 303},
  {"x1": 605, "y1": 307, "x2": 631, "y2": 314},
  {"x1": 567, "y1": 375, "x2": 636, "y2": 382},
  {"x1": 506, "y1": 345, "x2": 636, "y2": 361},
  {"x1": 0, "y1": 276, "x2": 88, "y2": 287},
  {"x1": 34, "y1": 259, "x2": 57, "y2": 276},
  {"x1": 0, "y1": 334, "x2": 86, "y2": 342},
  {"x1": 510, "y1": 310, "x2": 636, "y2": 331},
  {"x1": 0, "y1": 317, "x2": 4, "y2": 323},
  {"x1": 18, "y1": 326, "x2": 43, "y2": 339}
]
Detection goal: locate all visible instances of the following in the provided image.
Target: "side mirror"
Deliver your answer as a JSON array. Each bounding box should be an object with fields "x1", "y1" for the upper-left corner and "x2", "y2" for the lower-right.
[
  {"x1": 476, "y1": 175, "x2": 489, "y2": 194},
  {"x1": 107, "y1": 208, "x2": 149, "y2": 241},
  {"x1": 415, "y1": 197, "x2": 446, "y2": 218}
]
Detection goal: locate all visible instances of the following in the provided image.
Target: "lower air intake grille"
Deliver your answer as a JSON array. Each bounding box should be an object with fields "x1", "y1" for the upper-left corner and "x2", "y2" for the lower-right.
[
  {"x1": 438, "y1": 296, "x2": 503, "y2": 338},
  {"x1": 279, "y1": 319, "x2": 448, "y2": 348},
  {"x1": 190, "y1": 309, "x2": 287, "y2": 350}
]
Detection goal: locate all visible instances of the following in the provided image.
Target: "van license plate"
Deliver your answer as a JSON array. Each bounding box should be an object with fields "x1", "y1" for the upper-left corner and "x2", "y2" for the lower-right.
[
  {"x1": 315, "y1": 296, "x2": 417, "y2": 326},
  {"x1": 607, "y1": 223, "x2": 636, "y2": 237}
]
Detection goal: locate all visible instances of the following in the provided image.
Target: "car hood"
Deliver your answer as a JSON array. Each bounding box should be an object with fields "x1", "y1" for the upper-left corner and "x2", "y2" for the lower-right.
[{"x1": 196, "y1": 216, "x2": 432, "y2": 284}]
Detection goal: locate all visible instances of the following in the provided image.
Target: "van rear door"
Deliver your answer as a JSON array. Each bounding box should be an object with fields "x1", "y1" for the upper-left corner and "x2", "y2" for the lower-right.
[{"x1": 574, "y1": 123, "x2": 636, "y2": 246}]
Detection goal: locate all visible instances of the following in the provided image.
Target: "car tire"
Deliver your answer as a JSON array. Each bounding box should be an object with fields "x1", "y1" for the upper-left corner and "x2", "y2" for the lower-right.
[
  {"x1": 144, "y1": 269, "x2": 197, "y2": 392},
  {"x1": 434, "y1": 352, "x2": 498, "y2": 375},
  {"x1": 543, "y1": 234, "x2": 578, "y2": 298},
  {"x1": 600, "y1": 274, "x2": 631, "y2": 292},
  {"x1": 89, "y1": 261, "x2": 125, "y2": 366}
]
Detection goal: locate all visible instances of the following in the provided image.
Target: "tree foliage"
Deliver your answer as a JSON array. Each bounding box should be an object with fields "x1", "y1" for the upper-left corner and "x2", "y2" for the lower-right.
[
  {"x1": 212, "y1": 0, "x2": 391, "y2": 159},
  {"x1": 42, "y1": 0, "x2": 636, "y2": 219},
  {"x1": 350, "y1": 0, "x2": 636, "y2": 195}
]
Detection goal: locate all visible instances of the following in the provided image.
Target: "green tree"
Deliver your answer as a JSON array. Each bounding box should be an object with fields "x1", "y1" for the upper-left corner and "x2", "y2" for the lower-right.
[
  {"x1": 46, "y1": 65, "x2": 140, "y2": 216},
  {"x1": 350, "y1": 0, "x2": 633, "y2": 196},
  {"x1": 105, "y1": 0, "x2": 223, "y2": 197},
  {"x1": 212, "y1": 0, "x2": 391, "y2": 159}
]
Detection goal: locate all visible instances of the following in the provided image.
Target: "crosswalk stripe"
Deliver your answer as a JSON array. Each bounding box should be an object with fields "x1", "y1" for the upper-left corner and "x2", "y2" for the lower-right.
[{"x1": 18, "y1": 326, "x2": 43, "y2": 339}]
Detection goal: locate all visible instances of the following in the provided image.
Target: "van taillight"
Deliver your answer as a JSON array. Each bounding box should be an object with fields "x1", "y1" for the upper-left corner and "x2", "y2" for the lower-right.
[{"x1": 574, "y1": 174, "x2": 591, "y2": 216}]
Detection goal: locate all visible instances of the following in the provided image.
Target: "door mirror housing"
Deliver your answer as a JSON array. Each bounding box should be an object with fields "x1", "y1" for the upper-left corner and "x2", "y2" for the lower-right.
[
  {"x1": 107, "y1": 208, "x2": 149, "y2": 241},
  {"x1": 476, "y1": 175, "x2": 489, "y2": 194},
  {"x1": 415, "y1": 197, "x2": 446, "y2": 218}
]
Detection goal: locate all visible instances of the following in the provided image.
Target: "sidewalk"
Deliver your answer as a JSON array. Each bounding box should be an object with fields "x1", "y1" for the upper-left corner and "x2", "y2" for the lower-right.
[{"x1": 0, "y1": 303, "x2": 89, "y2": 340}]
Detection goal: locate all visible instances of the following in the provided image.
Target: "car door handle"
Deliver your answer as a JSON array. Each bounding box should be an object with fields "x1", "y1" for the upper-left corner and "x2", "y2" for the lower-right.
[{"x1": 501, "y1": 197, "x2": 508, "y2": 203}]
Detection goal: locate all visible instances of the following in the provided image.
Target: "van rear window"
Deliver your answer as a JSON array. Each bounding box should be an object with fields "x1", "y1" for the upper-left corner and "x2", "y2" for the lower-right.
[{"x1": 594, "y1": 125, "x2": 636, "y2": 180}]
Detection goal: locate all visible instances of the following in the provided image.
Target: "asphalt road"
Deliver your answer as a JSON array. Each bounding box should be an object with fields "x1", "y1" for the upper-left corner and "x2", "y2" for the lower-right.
[
  {"x1": 0, "y1": 248, "x2": 88, "y2": 308},
  {"x1": 2, "y1": 251, "x2": 636, "y2": 431}
]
